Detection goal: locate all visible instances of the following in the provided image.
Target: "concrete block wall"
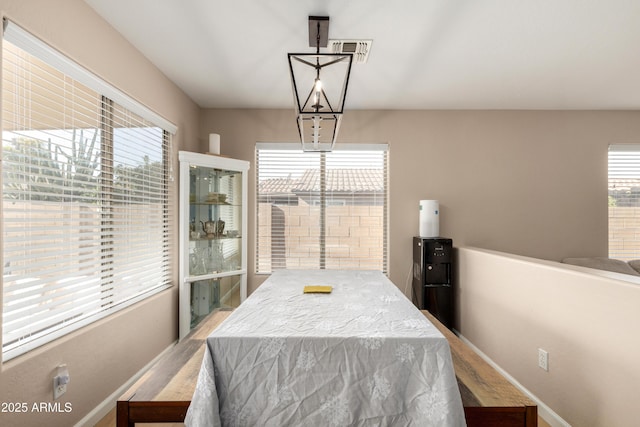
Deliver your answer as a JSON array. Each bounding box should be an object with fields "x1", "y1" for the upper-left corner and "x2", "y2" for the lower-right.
[
  {"x1": 257, "y1": 202, "x2": 385, "y2": 271},
  {"x1": 609, "y1": 207, "x2": 640, "y2": 260}
]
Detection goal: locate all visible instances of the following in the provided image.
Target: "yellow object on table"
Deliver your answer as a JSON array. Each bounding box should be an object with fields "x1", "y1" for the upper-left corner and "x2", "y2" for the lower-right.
[{"x1": 303, "y1": 285, "x2": 333, "y2": 294}]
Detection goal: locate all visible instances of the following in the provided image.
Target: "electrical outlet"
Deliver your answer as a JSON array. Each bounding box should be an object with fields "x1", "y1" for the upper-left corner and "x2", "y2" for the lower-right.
[
  {"x1": 538, "y1": 348, "x2": 549, "y2": 371},
  {"x1": 53, "y1": 365, "x2": 70, "y2": 399},
  {"x1": 53, "y1": 376, "x2": 67, "y2": 399}
]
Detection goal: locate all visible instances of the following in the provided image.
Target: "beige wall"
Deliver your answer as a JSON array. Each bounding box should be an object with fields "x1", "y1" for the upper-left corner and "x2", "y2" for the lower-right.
[
  {"x1": 457, "y1": 247, "x2": 640, "y2": 426},
  {"x1": 200, "y1": 108, "x2": 640, "y2": 294},
  {"x1": 2, "y1": 1, "x2": 640, "y2": 425},
  {"x1": 0, "y1": 1, "x2": 199, "y2": 425}
]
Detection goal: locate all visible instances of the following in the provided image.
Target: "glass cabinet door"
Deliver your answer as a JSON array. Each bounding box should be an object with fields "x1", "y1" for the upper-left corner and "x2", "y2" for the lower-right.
[
  {"x1": 188, "y1": 166, "x2": 243, "y2": 276},
  {"x1": 179, "y1": 151, "x2": 249, "y2": 339},
  {"x1": 189, "y1": 274, "x2": 242, "y2": 328}
]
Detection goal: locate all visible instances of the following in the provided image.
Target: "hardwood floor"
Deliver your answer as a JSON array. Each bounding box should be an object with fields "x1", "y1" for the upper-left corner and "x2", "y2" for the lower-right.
[
  {"x1": 93, "y1": 407, "x2": 114, "y2": 427},
  {"x1": 540, "y1": 417, "x2": 552, "y2": 427},
  {"x1": 94, "y1": 406, "x2": 553, "y2": 427}
]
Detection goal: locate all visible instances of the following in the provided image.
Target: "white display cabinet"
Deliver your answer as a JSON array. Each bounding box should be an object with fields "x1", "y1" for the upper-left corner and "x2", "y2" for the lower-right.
[{"x1": 178, "y1": 151, "x2": 249, "y2": 340}]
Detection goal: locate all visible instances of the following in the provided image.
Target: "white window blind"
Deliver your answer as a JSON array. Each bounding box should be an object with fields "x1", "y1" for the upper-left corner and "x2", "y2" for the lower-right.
[
  {"x1": 256, "y1": 143, "x2": 388, "y2": 274},
  {"x1": 608, "y1": 144, "x2": 640, "y2": 260},
  {"x1": 1, "y1": 21, "x2": 175, "y2": 360}
]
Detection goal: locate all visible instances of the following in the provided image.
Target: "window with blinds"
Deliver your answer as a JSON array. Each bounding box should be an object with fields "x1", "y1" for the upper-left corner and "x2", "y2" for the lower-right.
[
  {"x1": 1, "y1": 21, "x2": 176, "y2": 360},
  {"x1": 608, "y1": 144, "x2": 640, "y2": 260},
  {"x1": 256, "y1": 143, "x2": 388, "y2": 274}
]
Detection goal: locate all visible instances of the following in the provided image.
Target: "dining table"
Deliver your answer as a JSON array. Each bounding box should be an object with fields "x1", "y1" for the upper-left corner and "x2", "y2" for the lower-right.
[{"x1": 185, "y1": 269, "x2": 466, "y2": 426}]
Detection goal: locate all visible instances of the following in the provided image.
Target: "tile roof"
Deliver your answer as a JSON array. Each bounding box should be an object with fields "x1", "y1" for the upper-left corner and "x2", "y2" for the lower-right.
[
  {"x1": 609, "y1": 178, "x2": 640, "y2": 191},
  {"x1": 259, "y1": 169, "x2": 384, "y2": 194}
]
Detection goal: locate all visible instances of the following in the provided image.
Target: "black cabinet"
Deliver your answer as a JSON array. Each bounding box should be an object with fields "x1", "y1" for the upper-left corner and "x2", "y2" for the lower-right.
[{"x1": 412, "y1": 237, "x2": 453, "y2": 329}]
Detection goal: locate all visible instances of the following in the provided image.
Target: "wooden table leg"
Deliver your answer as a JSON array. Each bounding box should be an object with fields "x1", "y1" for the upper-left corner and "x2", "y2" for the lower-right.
[{"x1": 116, "y1": 399, "x2": 133, "y2": 427}]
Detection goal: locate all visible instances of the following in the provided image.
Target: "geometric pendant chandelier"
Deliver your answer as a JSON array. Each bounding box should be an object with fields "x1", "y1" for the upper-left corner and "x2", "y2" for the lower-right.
[{"x1": 288, "y1": 16, "x2": 353, "y2": 151}]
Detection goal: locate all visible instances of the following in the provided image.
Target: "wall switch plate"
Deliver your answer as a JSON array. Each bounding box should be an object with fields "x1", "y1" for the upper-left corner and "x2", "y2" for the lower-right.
[{"x1": 538, "y1": 348, "x2": 549, "y2": 371}]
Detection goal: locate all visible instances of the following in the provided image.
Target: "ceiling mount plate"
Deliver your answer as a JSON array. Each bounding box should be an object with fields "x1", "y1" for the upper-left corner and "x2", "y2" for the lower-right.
[{"x1": 308, "y1": 16, "x2": 329, "y2": 48}]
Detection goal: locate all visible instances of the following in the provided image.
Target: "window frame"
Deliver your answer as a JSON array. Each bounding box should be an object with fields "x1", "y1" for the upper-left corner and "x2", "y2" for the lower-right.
[
  {"x1": 608, "y1": 144, "x2": 640, "y2": 260},
  {"x1": 255, "y1": 142, "x2": 389, "y2": 275},
  {"x1": 1, "y1": 20, "x2": 176, "y2": 361}
]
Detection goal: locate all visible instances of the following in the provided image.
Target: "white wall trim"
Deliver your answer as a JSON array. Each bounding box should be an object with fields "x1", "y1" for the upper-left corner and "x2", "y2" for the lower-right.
[
  {"x1": 256, "y1": 142, "x2": 389, "y2": 151},
  {"x1": 455, "y1": 331, "x2": 571, "y2": 427},
  {"x1": 74, "y1": 341, "x2": 177, "y2": 427}
]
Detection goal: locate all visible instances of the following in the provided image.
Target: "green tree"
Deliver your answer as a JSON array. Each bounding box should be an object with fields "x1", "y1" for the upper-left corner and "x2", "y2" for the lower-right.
[
  {"x1": 113, "y1": 155, "x2": 164, "y2": 203},
  {"x1": 2, "y1": 129, "x2": 100, "y2": 202}
]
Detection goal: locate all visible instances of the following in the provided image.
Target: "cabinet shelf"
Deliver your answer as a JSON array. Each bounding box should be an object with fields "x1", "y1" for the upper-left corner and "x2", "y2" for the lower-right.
[
  {"x1": 190, "y1": 201, "x2": 237, "y2": 206},
  {"x1": 184, "y1": 268, "x2": 246, "y2": 283},
  {"x1": 189, "y1": 235, "x2": 242, "y2": 242}
]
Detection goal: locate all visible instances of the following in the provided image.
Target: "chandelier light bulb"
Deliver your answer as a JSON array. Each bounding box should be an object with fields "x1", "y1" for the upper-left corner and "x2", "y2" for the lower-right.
[{"x1": 312, "y1": 78, "x2": 323, "y2": 110}]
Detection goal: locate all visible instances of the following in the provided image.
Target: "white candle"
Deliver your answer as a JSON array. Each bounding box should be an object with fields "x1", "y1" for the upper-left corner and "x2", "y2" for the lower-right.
[{"x1": 209, "y1": 133, "x2": 220, "y2": 154}]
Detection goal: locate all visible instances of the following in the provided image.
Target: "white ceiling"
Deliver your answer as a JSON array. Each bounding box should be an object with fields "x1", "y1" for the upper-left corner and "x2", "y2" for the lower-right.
[{"x1": 84, "y1": 0, "x2": 640, "y2": 110}]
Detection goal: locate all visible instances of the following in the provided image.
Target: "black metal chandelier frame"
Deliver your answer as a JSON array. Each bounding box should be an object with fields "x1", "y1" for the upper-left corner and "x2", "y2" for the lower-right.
[{"x1": 287, "y1": 16, "x2": 353, "y2": 151}]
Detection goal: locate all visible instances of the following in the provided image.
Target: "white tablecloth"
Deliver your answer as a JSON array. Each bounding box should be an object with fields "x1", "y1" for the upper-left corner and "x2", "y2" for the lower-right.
[{"x1": 185, "y1": 270, "x2": 465, "y2": 426}]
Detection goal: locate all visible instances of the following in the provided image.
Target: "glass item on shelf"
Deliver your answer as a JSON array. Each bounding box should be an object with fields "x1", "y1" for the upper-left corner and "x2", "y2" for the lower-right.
[
  {"x1": 205, "y1": 192, "x2": 227, "y2": 203},
  {"x1": 190, "y1": 247, "x2": 209, "y2": 275}
]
